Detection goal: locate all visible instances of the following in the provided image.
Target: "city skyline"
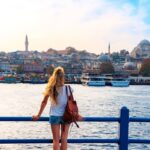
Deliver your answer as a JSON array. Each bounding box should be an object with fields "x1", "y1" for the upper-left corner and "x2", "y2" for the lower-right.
[{"x1": 0, "y1": 0, "x2": 150, "y2": 54}]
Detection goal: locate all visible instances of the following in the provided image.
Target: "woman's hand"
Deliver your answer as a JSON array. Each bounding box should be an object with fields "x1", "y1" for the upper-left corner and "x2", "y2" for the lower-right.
[
  {"x1": 32, "y1": 115, "x2": 40, "y2": 121},
  {"x1": 32, "y1": 95, "x2": 49, "y2": 121}
]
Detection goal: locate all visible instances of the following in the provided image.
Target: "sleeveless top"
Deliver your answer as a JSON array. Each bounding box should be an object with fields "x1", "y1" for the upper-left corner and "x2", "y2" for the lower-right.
[{"x1": 49, "y1": 85, "x2": 72, "y2": 116}]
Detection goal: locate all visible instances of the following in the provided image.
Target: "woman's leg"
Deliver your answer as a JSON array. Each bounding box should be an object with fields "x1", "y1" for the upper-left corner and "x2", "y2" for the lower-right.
[
  {"x1": 51, "y1": 124, "x2": 61, "y2": 150},
  {"x1": 60, "y1": 124, "x2": 70, "y2": 150}
]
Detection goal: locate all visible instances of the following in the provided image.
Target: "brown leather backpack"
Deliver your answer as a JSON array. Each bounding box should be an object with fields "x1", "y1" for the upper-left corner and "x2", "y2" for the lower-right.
[{"x1": 63, "y1": 85, "x2": 83, "y2": 128}]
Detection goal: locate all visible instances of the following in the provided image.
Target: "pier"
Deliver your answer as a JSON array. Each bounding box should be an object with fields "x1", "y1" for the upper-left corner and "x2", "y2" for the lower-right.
[{"x1": 0, "y1": 107, "x2": 150, "y2": 150}]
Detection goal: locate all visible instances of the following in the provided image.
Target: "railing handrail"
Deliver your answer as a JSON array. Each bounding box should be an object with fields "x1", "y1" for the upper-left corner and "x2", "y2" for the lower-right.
[
  {"x1": 1, "y1": 116, "x2": 150, "y2": 122},
  {"x1": 0, "y1": 116, "x2": 119, "y2": 122},
  {"x1": 0, "y1": 107, "x2": 150, "y2": 150}
]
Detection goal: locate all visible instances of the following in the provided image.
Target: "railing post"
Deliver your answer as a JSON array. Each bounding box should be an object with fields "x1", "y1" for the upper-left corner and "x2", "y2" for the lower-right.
[{"x1": 119, "y1": 107, "x2": 129, "y2": 150}]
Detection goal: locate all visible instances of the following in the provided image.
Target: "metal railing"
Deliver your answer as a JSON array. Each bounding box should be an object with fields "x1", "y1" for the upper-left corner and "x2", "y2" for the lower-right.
[{"x1": 0, "y1": 107, "x2": 150, "y2": 150}]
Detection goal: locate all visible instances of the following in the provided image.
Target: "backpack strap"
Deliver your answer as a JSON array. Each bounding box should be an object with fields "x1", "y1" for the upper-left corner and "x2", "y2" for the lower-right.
[
  {"x1": 68, "y1": 85, "x2": 74, "y2": 101},
  {"x1": 66, "y1": 85, "x2": 73, "y2": 101},
  {"x1": 73, "y1": 116, "x2": 79, "y2": 128},
  {"x1": 65, "y1": 85, "x2": 69, "y2": 97}
]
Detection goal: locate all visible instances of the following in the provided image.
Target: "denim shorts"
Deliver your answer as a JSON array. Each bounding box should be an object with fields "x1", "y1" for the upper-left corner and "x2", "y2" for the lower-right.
[{"x1": 49, "y1": 116, "x2": 65, "y2": 124}]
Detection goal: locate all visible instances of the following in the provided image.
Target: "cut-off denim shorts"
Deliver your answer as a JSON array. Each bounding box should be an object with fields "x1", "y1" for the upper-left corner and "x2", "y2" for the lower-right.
[{"x1": 49, "y1": 116, "x2": 65, "y2": 125}]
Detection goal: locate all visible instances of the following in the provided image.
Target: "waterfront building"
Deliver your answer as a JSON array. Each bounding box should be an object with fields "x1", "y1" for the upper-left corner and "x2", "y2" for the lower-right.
[
  {"x1": 23, "y1": 63, "x2": 44, "y2": 73},
  {"x1": 10, "y1": 64, "x2": 20, "y2": 73},
  {"x1": 23, "y1": 58, "x2": 34, "y2": 64},
  {"x1": 0, "y1": 61, "x2": 12, "y2": 72},
  {"x1": 9, "y1": 58, "x2": 24, "y2": 65},
  {"x1": 113, "y1": 62, "x2": 124, "y2": 72}
]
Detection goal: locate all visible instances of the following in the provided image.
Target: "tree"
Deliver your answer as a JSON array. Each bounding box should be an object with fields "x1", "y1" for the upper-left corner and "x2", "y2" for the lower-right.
[
  {"x1": 47, "y1": 65, "x2": 54, "y2": 75},
  {"x1": 65, "y1": 47, "x2": 77, "y2": 54},
  {"x1": 139, "y1": 58, "x2": 150, "y2": 76},
  {"x1": 16, "y1": 65, "x2": 24, "y2": 74},
  {"x1": 100, "y1": 62, "x2": 115, "y2": 74}
]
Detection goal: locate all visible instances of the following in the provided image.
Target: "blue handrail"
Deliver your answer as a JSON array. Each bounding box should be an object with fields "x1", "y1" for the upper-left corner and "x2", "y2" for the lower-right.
[
  {"x1": 0, "y1": 116, "x2": 119, "y2": 122},
  {"x1": 0, "y1": 107, "x2": 150, "y2": 150}
]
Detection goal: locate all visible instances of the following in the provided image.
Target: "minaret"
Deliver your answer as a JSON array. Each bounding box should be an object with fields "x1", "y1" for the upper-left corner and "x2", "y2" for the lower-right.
[
  {"x1": 108, "y1": 43, "x2": 110, "y2": 56},
  {"x1": 25, "y1": 35, "x2": 29, "y2": 51}
]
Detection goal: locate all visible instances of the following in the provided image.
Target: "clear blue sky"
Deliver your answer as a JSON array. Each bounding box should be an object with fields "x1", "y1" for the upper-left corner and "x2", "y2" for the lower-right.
[{"x1": 0, "y1": 0, "x2": 149, "y2": 54}]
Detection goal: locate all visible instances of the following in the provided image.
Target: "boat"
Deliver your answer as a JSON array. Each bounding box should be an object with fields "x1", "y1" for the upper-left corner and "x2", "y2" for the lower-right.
[
  {"x1": 81, "y1": 73, "x2": 105, "y2": 86},
  {"x1": 30, "y1": 78, "x2": 47, "y2": 84},
  {"x1": 22, "y1": 76, "x2": 47, "y2": 84},
  {"x1": 110, "y1": 78, "x2": 130, "y2": 87},
  {"x1": 105, "y1": 75, "x2": 130, "y2": 87},
  {"x1": 3, "y1": 75, "x2": 21, "y2": 83},
  {"x1": 0, "y1": 76, "x2": 5, "y2": 83}
]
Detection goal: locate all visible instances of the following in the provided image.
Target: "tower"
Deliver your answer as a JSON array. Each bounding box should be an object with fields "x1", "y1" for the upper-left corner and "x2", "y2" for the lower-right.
[
  {"x1": 108, "y1": 43, "x2": 110, "y2": 56},
  {"x1": 25, "y1": 35, "x2": 29, "y2": 51}
]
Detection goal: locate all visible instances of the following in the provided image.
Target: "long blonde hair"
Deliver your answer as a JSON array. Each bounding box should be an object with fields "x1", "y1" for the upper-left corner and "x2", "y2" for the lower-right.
[{"x1": 44, "y1": 66, "x2": 65, "y2": 105}]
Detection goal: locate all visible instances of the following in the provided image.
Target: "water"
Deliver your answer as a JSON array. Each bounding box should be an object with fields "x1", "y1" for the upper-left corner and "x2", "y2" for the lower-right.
[{"x1": 0, "y1": 84, "x2": 150, "y2": 150}]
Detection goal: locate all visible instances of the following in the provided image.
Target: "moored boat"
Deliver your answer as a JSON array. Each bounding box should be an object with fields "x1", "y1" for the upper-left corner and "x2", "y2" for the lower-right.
[
  {"x1": 105, "y1": 74, "x2": 130, "y2": 87},
  {"x1": 0, "y1": 76, "x2": 5, "y2": 83},
  {"x1": 81, "y1": 73, "x2": 105, "y2": 86},
  {"x1": 110, "y1": 78, "x2": 130, "y2": 87}
]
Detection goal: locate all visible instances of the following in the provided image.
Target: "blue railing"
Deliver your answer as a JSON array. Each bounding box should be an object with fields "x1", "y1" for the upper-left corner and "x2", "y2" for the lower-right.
[{"x1": 0, "y1": 107, "x2": 150, "y2": 150}]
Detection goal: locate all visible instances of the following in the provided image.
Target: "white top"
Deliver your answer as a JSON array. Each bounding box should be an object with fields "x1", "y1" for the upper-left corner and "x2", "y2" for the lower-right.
[{"x1": 49, "y1": 85, "x2": 72, "y2": 116}]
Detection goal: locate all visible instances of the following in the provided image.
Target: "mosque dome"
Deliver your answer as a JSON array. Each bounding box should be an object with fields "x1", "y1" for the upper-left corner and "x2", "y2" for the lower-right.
[
  {"x1": 138, "y1": 40, "x2": 150, "y2": 46},
  {"x1": 97, "y1": 54, "x2": 111, "y2": 62},
  {"x1": 123, "y1": 62, "x2": 136, "y2": 70},
  {"x1": 131, "y1": 39, "x2": 150, "y2": 58},
  {"x1": 70, "y1": 53, "x2": 80, "y2": 60}
]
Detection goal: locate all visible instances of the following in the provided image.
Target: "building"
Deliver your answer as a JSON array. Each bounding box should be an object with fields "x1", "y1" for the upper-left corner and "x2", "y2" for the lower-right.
[
  {"x1": 0, "y1": 61, "x2": 12, "y2": 72},
  {"x1": 131, "y1": 40, "x2": 150, "y2": 58},
  {"x1": 23, "y1": 63, "x2": 44, "y2": 73}
]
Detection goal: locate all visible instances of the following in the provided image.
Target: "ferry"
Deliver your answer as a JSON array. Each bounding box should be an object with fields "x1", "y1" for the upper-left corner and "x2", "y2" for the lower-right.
[
  {"x1": 105, "y1": 75, "x2": 130, "y2": 87},
  {"x1": 111, "y1": 78, "x2": 130, "y2": 87},
  {"x1": 81, "y1": 73, "x2": 105, "y2": 86}
]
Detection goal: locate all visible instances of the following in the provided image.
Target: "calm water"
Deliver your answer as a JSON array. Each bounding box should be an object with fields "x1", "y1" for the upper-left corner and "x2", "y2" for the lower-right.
[{"x1": 0, "y1": 84, "x2": 150, "y2": 150}]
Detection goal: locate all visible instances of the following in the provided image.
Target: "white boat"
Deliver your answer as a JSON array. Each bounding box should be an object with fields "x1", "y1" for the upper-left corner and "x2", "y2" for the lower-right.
[
  {"x1": 104, "y1": 74, "x2": 130, "y2": 87},
  {"x1": 81, "y1": 73, "x2": 105, "y2": 86},
  {"x1": 110, "y1": 78, "x2": 130, "y2": 87}
]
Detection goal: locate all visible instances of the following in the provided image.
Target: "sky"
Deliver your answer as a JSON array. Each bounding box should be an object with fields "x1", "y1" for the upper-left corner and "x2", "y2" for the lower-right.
[{"x1": 0, "y1": 0, "x2": 150, "y2": 54}]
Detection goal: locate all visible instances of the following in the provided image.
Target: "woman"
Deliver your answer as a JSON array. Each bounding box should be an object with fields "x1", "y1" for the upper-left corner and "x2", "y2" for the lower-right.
[{"x1": 32, "y1": 66, "x2": 71, "y2": 150}]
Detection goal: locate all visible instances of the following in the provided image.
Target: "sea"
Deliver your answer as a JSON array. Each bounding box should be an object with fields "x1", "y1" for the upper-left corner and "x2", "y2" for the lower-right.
[{"x1": 0, "y1": 84, "x2": 150, "y2": 150}]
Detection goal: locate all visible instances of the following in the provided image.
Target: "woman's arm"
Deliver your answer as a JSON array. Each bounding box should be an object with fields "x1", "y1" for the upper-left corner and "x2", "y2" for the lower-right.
[{"x1": 32, "y1": 95, "x2": 49, "y2": 121}]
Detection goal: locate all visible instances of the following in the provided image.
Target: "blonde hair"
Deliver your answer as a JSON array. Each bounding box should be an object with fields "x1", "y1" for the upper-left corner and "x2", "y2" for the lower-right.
[{"x1": 44, "y1": 66, "x2": 65, "y2": 105}]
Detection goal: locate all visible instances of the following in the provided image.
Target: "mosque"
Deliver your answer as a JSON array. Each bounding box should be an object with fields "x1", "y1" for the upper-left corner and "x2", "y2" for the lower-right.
[
  {"x1": 97, "y1": 43, "x2": 111, "y2": 62},
  {"x1": 131, "y1": 40, "x2": 150, "y2": 59}
]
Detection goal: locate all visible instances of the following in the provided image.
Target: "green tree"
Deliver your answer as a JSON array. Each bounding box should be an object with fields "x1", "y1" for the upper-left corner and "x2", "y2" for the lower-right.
[
  {"x1": 16, "y1": 65, "x2": 24, "y2": 74},
  {"x1": 140, "y1": 58, "x2": 150, "y2": 76},
  {"x1": 100, "y1": 62, "x2": 115, "y2": 74},
  {"x1": 47, "y1": 65, "x2": 54, "y2": 75}
]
